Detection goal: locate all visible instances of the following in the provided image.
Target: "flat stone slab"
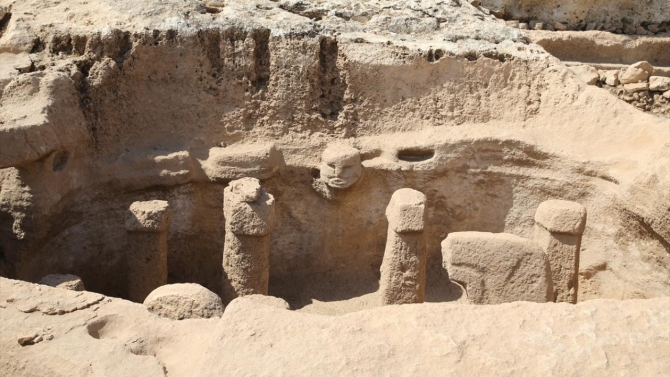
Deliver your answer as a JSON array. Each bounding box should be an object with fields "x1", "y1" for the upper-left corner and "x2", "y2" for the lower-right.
[{"x1": 534, "y1": 200, "x2": 587, "y2": 235}]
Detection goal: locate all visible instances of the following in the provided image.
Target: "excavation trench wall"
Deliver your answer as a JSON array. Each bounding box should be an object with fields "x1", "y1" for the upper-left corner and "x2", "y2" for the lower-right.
[{"x1": 0, "y1": 27, "x2": 668, "y2": 302}]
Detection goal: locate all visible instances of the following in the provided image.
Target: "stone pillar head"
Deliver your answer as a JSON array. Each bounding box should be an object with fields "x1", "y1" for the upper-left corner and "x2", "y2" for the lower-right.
[
  {"x1": 386, "y1": 188, "x2": 427, "y2": 233},
  {"x1": 125, "y1": 200, "x2": 171, "y2": 232},
  {"x1": 224, "y1": 177, "x2": 275, "y2": 236},
  {"x1": 319, "y1": 145, "x2": 362, "y2": 189},
  {"x1": 534, "y1": 200, "x2": 587, "y2": 235}
]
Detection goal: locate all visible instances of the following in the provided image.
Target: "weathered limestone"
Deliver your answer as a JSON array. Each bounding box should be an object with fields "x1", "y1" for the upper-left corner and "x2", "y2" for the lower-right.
[
  {"x1": 533, "y1": 199, "x2": 587, "y2": 304},
  {"x1": 620, "y1": 61, "x2": 654, "y2": 84},
  {"x1": 125, "y1": 200, "x2": 171, "y2": 303},
  {"x1": 442, "y1": 232, "x2": 553, "y2": 304},
  {"x1": 222, "y1": 177, "x2": 275, "y2": 303},
  {"x1": 649, "y1": 76, "x2": 670, "y2": 92},
  {"x1": 38, "y1": 274, "x2": 85, "y2": 291},
  {"x1": 569, "y1": 65, "x2": 599, "y2": 85},
  {"x1": 199, "y1": 143, "x2": 282, "y2": 182},
  {"x1": 143, "y1": 283, "x2": 224, "y2": 320},
  {"x1": 380, "y1": 188, "x2": 427, "y2": 305},
  {"x1": 319, "y1": 145, "x2": 363, "y2": 189}
]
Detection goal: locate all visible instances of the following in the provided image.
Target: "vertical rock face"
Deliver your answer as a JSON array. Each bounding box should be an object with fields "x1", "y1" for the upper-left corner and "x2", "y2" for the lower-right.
[
  {"x1": 442, "y1": 232, "x2": 553, "y2": 304},
  {"x1": 533, "y1": 199, "x2": 587, "y2": 303},
  {"x1": 380, "y1": 188, "x2": 427, "y2": 305},
  {"x1": 222, "y1": 177, "x2": 275, "y2": 303},
  {"x1": 125, "y1": 200, "x2": 171, "y2": 303}
]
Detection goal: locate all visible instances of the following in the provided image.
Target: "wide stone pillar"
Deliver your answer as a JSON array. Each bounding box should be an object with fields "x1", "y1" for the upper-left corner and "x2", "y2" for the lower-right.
[
  {"x1": 379, "y1": 188, "x2": 427, "y2": 305},
  {"x1": 533, "y1": 199, "x2": 587, "y2": 303},
  {"x1": 222, "y1": 177, "x2": 275, "y2": 304},
  {"x1": 125, "y1": 200, "x2": 171, "y2": 303}
]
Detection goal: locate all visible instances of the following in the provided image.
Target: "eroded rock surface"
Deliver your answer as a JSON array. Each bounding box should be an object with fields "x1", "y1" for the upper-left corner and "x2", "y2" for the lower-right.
[{"x1": 143, "y1": 283, "x2": 224, "y2": 320}]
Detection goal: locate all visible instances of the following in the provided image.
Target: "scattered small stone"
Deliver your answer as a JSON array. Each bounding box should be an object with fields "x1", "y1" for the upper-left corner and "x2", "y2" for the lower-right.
[
  {"x1": 648, "y1": 24, "x2": 660, "y2": 33},
  {"x1": 553, "y1": 22, "x2": 567, "y2": 31},
  {"x1": 649, "y1": 76, "x2": 670, "y2": 92},
  {"x1": 663, "y1": 91, "x2": 670, "y2": 99},
  {"x1": 533, "y1": 22, "x2": 544, "y2": 31},
  {"x1": 505, "y1": 20, "x2": 520, "y2": 28},
  {"x1": 636, "y1": 26, "x2": 650, "y2": 35},
  {"x1": 624, "y1": 83, "x2": 649, "y2": 93},
  {"x1": 623, "y1": 24, "x2": 636, "y2": 34},
  {"x1": 569, "y1": 65, "x2": 599, "y2": 85},
  {"x1": 518, "y1": 23, "x2": 528, "y2": 30},
  {"x1": 601, "y1": 70, "x2": 620, "y2": 86},
  {"x1": 620, "y1": 61, "x2": 654, "y2": 84},
  {"x1": 17, "y1": 333, "x2": 38, "y2": 346}
]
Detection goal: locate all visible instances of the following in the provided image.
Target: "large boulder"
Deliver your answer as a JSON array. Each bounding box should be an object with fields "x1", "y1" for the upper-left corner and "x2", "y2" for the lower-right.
[
  {"x1": 442, "y1": 232, "x2": 553, "y2": 304},
  {"x1": 143, "y1": 283, "x2": 224, "y2": 320}
]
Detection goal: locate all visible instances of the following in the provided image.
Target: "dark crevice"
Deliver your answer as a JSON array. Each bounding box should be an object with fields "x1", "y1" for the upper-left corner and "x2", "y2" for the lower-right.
[
  {"x1": 315, "y1": 37, "x2": 345, "y2": 120},
  {"x1": 251, "y1": 29, "x2": 271, "y2": 91},
  {"x1": 397, "y1": 149, "x2": 435, "y2": 162},
  {"x1": 0, "y1": 11, "x2": 11, "y2": 37}
]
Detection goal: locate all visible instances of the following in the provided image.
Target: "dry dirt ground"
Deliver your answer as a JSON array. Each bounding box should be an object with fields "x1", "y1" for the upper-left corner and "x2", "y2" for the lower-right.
[{"x1": 0, "y1": 0, "x2": 669, "y2": 375}]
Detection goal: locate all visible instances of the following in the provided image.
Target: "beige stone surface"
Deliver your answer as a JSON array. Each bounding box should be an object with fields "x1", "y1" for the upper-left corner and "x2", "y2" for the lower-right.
[
  {"x1": 650, "y1": 76, "x2": 670, "y2": 92},
  {"x1": 569, "y1": 64, "x2": 599, "y2": 85},
  {"x1": 38, "y1": 274, "x2": 85, "y2": 291},
  {"x1": 380, "y1": 188, "x2": 428, "y2": 305},
  {"x1": 143, "y1": 283, "x2": 223, "y2": 320},
  {"x1": 443, "y1": 232, "x2": 553, "y2": 304},
  {"x1": 534, "y1": 199, "x2": 587, "y2": 235}
]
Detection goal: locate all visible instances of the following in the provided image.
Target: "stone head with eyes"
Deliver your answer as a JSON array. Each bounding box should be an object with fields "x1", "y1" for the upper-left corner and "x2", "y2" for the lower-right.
[{"x1": 319, "y1": 145, "x2": 363, "y2": 189}]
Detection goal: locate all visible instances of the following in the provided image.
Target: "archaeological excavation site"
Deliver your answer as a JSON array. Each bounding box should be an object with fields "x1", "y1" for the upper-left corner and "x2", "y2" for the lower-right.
[{"x1": 0, "y1": 0, "x2": 669, "y2": 375}]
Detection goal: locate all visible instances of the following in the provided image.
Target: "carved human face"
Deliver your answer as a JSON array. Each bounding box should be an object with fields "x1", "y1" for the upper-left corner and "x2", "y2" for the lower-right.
[{"x1": 319, "y1": 145, "x2": 362, "y2": 189}]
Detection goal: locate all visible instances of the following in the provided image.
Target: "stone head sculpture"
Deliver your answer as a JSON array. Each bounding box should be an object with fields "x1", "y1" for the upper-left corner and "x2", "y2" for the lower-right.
[{"x1": 319, "y1": 145, "x2": 363, "y2": 189}]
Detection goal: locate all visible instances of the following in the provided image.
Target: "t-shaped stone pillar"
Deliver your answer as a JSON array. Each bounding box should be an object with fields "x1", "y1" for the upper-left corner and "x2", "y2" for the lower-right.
[
  {"x1": 222, "y1": 177, "x2": 275, "y2": 303},
  {"x1": 125, "y1": 200, "x2": 171, "y2": 303},
  {"x1": 379, "y1": 188, "x2": 427, "y2": 305},
  {"x1": 533, "y1": 199, "x2": 587, "y2": 303}
]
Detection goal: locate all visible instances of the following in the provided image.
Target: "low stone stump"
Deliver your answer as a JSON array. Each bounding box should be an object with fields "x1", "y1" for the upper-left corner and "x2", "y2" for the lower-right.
[
  {"x1": 533, "y1": 199, "x2": 587, "y2": 303},
  {"x1": 442, "y1": 231, "x2": 552, "y2": 304},
  {"x1": 144, "y1": 283, "x2": 224, "y2": 320},
  {"x1": 125, "y1": 200, "x2": 171, "y2": 303},
  {"x1": 380, "y1": 188, "x2": 427, "y2": 305}
]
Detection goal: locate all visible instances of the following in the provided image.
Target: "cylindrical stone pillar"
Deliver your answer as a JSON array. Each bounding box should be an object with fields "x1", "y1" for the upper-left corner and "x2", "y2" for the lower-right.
[
  {"x1": 379, "y1": 188, "x2": 427, "y2": 305},
  {"x1": 533, "y1": 199, "x2": 587, "y2": 304},
  {"x1": 125, "y1": 200, "x2": 171, "y2": 303},
  {"x1": 222, "y1": 177, "x2": 275, "y2": 304}
]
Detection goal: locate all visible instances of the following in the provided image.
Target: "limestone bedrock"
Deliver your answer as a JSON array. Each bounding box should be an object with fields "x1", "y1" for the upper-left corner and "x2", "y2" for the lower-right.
[
  {"x1": 223, "y1": 178, "x2": 275, "y2": 236},
  {"x1": 534, "y1": 199, "x2": 587, "y2": 235},
  {"x1": 319, "y1": 145, "x2": 363, "y2": 189}
]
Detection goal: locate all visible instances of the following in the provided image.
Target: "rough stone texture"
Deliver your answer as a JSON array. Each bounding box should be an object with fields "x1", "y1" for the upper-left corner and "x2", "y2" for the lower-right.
[
  {"x1": 196, "y1": 296, "x2": 670, "y2": 376},
  {"x1": 125, "y1": 200, "x2": 171, "y2": 303},
  {"x1": 1, "y1": 278, "x2": 668, "y2": 376},
  {"x1": 0, "y1": 0, "x2": 668, "y2": 314},
  {"x1": 442, "y1": 232, "x2": 553, "y2": 304},
  {"x1": 198, "y1": 143, "x2": 283, "y2": 182},
  {"x1": 649, "y1": 76, "x2": 670, "y2": 92},
  {"x1": 533, "y1": 200, "x2": 586, "y2": 304},
  {"x1": 600, "y1": 70, "x2": 620, "y2": 86},
  {"x1": 380, "y1": 188, "x2": 427, "y2": 305},
  {"x1": 230, "y1": 294, "x2": 291, "y2": 310},
  {"x1": 38, "y1": 274, "x2": 85, "y2": 291},
  {"x1": 319, "y1": 144, "x2": 363, "y2": 189},
  {"x1": 143, "y1": 283, "x2": 224, "y2": 320},
  {"x1": 534, "y1": 199, "x2": 587, "y2": 235},
  {"x1": 222, "y1": 178, "x2": 275, "y2": 303},
  {"x1": 569, "y1": 65, "x2": 599, "y2": 85},
  {"x1": 620, "y1": 61, "x2": 654, "y2": 84}
]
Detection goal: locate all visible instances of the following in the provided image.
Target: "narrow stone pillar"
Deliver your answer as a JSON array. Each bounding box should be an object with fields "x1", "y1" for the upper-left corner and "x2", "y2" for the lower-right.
[
  {"x1": 533, "y1": 199, "x2": 587, "y2": 304},
  {"x1": 125, "y1": 200, "x2": 171, "y2": 303},
  {"x1": 379, "y1": 188, "x2": 427, "y2": 305},
  {"x1": 222, "y1": 177, "x2": 275, "y2": 303}
]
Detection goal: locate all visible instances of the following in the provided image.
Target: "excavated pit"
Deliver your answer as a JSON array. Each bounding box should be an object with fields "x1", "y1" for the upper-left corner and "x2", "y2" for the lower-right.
[{"x1": 0, "y1": 0, "x2": 668, "y2": 314}]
